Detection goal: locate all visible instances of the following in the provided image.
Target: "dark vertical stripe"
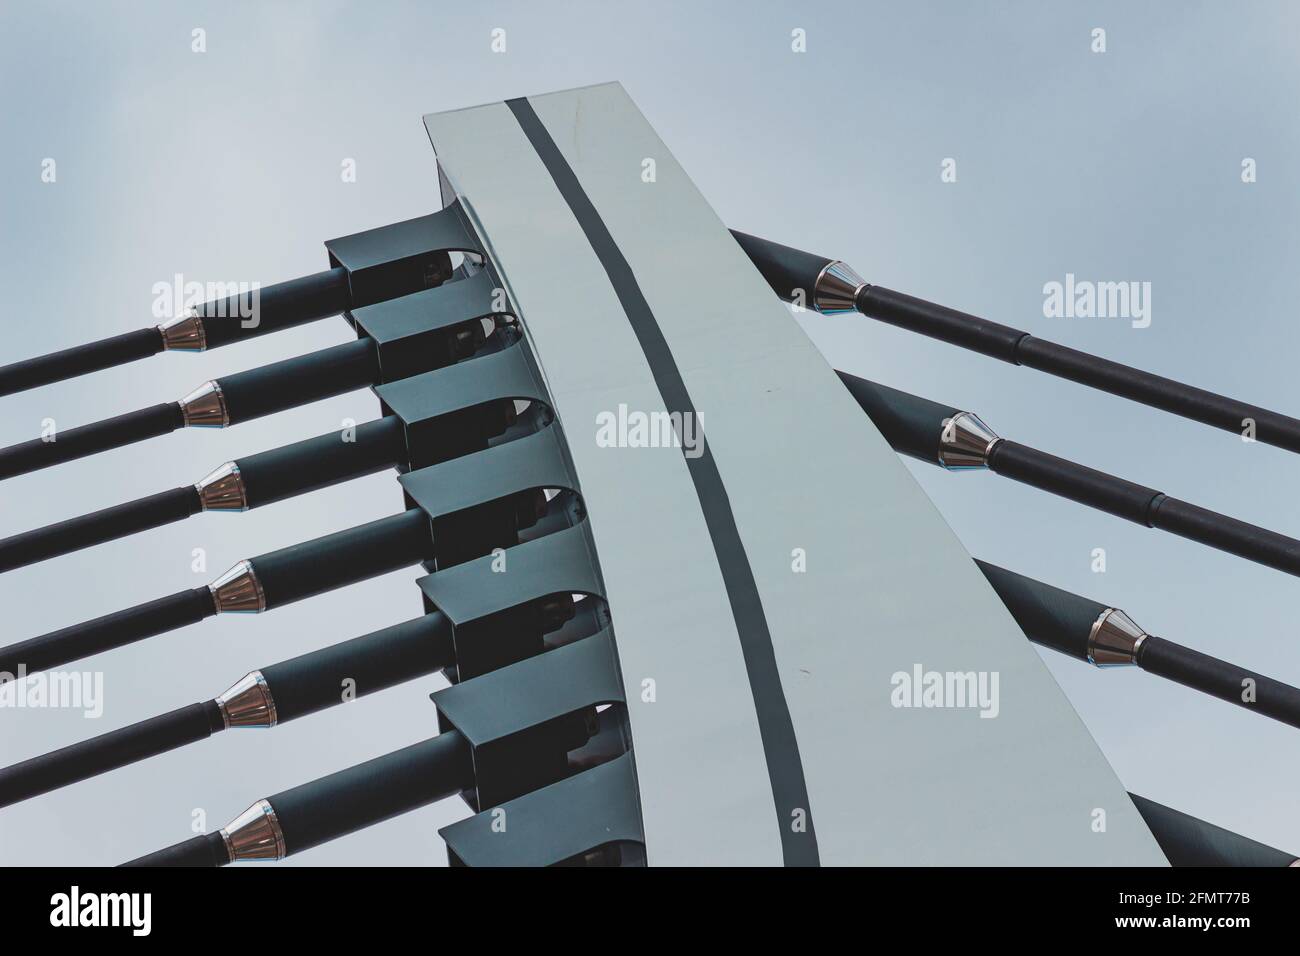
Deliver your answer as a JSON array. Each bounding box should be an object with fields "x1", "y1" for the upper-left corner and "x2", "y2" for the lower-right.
[{"x1": 507, "y1": 97, "x2": 818, "y2": 866}]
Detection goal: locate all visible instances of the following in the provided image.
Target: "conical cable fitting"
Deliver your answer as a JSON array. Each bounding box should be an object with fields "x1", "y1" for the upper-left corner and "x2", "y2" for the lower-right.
[
  {"x1": 209, "y1": 560, "x2": 266, "y2": 613},
  {"x1": 179, "y1": 381, "x2": 230, "y2": 428},
  {"x1": 939, "y1": 412, "x2": 1001, "y2": 470},
  {"x1": 215, "y1": 671, "x2": 277, "y2": 728},
  {"x1": 157, "y1": 309, "x2": 206, "y2": 352},
  {"x1": 219, "y1": 799, "x2": 286, "y2": 862},
  {"x1": 813, "y1": 261, "x2": 867, "y2": 314},
  {"x1": 1087, "y1": 608, "x2": 1147, "y2": 667},
  {"x1": 195, "y1": 462, "x2": 248, "y2": 511}
]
